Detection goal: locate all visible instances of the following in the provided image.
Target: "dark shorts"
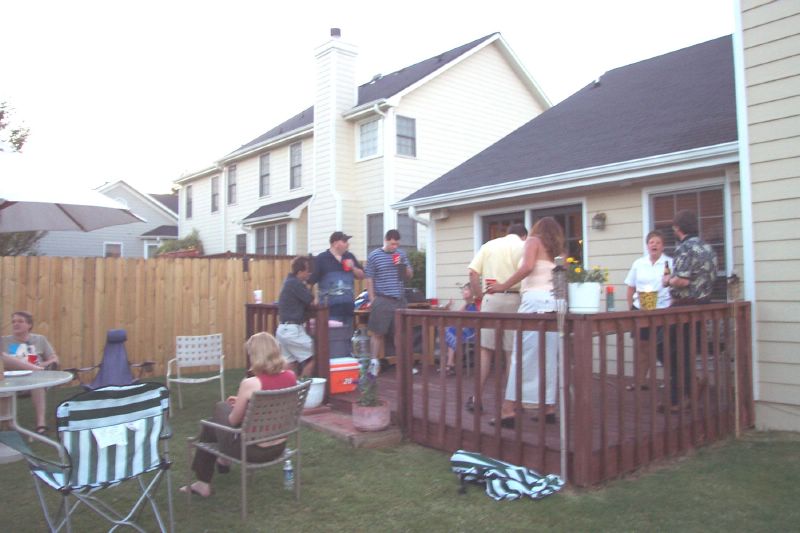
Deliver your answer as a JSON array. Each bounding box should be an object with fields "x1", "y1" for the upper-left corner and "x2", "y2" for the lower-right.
[{"x1": 368, "y1": 295, "x2": 405, "y2": 336}]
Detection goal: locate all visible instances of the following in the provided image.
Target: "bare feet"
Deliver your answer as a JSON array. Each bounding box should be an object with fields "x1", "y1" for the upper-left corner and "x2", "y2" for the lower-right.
[{"x1": 180, "y1": 481, "x2": 212, "y2": 498}]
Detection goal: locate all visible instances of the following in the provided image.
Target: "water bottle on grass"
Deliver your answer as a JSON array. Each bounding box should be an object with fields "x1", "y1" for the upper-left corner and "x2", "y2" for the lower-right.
[{"x1": 283, "y1": 460, "x2": 294, "y2": 491}]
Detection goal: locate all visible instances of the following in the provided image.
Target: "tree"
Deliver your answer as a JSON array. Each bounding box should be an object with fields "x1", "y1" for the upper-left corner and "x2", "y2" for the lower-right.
[
  {"x1": 0, "y1": 102, "x2": 30, "y2": 152},
  {"x1": 0, "y1": 101, "x2": 45, "y2": 256}
]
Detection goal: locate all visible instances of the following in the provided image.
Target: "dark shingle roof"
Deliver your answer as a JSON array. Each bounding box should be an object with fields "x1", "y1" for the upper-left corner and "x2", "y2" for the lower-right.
[
  {"x1": 150, "y1": 193, "x2": 179, "y2": 214},
  {"x1": 231, "y1": 34, "x2": 497, "y2": 155},
  {"x1": 402, "y1": 35, "x2": 737, "y2": 203},
  {"x1": 141, "y1": 225, "x2": 178, "y2": 237},
  {"x1": 243, "y1": 195, "x2": 313, "y2": 222}
]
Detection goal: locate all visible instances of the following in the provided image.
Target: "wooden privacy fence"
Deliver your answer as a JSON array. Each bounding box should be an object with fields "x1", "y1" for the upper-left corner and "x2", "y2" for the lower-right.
[
  {"x1": 393, "y1": 302, "x2": 754, "y2": 486},
  {"x1": 0, "y1": 255, "x2": 294, "y2": 374}
]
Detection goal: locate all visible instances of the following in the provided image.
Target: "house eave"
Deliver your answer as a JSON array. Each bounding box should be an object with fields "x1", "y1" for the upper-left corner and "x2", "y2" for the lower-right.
[
  {"x1": 393, "y1": 142, "x2": 739, "y2": 211},
  {"x1": 343, "y1": 99, "x2": 391, "y2": 120},
  {"x1": 220, "y1": 126, "x2": 314, "y2": 165},
  {"x1": 241, "y1": 198, "x2": 310, "y2": 227},
  {"x1": 175, "y1": 165, "x2": 220, "y2": 185}
]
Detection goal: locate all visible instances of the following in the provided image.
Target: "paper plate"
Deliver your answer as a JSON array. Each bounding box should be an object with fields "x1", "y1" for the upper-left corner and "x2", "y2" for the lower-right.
[{"x1": 3, "y1": 370, "x2": 33, "y2": 377}]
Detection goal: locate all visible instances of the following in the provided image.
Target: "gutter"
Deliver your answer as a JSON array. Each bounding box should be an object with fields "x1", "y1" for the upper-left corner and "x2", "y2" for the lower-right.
[
  {"x1": 408, "y1": 206, "x2": 436, "y2": 299},
  {"x1": 733, "y1": 2, "x2": 759, "y2": 399},
  {"x1": 220, "y1": 126, "x2": 313, "y2": 165},
  {"x1": 393, "y1": 142, "x2": 739, "y2": 211}
]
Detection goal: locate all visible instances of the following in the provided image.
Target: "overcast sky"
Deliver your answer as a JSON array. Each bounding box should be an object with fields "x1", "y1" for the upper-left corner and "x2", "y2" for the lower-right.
[{"x1": 2, "y1": 0, "x2": 734, "y2": 194}]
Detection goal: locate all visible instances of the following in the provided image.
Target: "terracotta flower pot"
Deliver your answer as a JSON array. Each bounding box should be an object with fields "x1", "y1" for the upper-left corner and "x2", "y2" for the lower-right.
[{"x1": 352, "y1": 399, "x2": 390, "y2": 432}]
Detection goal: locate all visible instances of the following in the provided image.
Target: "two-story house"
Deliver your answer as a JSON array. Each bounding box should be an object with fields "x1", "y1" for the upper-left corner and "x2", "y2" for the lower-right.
[
  {"x1": 175, "y1": 29, "x2": 550, "y2": 259},
  {"x1": 36, "y1": 180, "x2": 178, "y2": 258}
]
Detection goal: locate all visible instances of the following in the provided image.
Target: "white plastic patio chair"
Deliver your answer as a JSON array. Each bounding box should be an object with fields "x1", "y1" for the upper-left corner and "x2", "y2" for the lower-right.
[
  {"x1": 186, "y1": 380, "x2": 310, "y2": 520},
  {"x1": 166, "y1": 334, "x2": 225, "y2": 413}
]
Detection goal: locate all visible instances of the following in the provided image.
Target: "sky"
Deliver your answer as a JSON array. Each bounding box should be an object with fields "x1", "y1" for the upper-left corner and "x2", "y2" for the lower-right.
[{"x1": 2, "y1": 0, "x2": 735, "y2": 195}]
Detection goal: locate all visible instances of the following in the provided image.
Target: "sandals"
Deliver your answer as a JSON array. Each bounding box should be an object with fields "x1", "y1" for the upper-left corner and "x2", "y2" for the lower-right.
[
  {"x1": 464, "y1": 396, "x2": 483, "y2": 413},
  {"x1": 489, "y1": 417, "x2": 516, "y2": 429},
  {"x1": 35, "y1": 426, "x2": 49, "y2": 435}
]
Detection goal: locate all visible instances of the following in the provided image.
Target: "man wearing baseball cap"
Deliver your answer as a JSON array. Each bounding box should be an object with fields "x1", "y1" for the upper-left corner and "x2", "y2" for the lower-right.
[{"x1": 309, "y1": 231, "x2": 365, "y2": 328}]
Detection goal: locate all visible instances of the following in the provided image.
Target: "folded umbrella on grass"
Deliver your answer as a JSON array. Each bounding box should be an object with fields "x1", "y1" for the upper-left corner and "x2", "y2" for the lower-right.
[{"x1": 450, "y1": 449, "x2": 564, "y2": 501}]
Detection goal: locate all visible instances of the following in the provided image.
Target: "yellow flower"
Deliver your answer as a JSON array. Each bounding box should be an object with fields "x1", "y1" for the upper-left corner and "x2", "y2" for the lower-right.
[
  {"x1": 567, "y1": 257, "x2": 576, "y2": 263},
  {"x1": 574, "y1": 267, "x2": 582, "y2": 274}
]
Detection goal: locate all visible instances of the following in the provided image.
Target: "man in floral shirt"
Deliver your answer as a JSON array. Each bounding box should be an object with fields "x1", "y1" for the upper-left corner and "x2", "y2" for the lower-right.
[{"x1": 661, "y1": 209, "x2": 717, "y2": 411}]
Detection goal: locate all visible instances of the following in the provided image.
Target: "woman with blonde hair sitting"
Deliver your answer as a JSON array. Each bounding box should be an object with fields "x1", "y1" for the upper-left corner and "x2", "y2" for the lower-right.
[{"x1": 181, "y1": 332, "x2": 297, "y2": 498}]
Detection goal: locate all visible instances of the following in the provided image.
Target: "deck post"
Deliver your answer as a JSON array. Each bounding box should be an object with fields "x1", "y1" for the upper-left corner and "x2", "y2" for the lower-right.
[{"x1": 571, "y1": 317, "x2": 594, "y2": 486}]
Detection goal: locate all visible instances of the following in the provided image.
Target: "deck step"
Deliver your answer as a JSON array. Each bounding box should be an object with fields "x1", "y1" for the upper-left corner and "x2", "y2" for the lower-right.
[{"x1": 301, "y1": 406, "x2": 402, "y2": 449}]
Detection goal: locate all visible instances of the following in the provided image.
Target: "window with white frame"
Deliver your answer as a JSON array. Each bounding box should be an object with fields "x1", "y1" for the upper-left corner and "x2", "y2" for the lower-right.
[
  {"x1": 359, "y1": 118, "x2": 380, "y2": 159},
  {"x1": 396, "y1": 116, "x2": 416, "y2": 157},
  {"x1": 290, "y1": 143, "x2": 302, "y2": 189},
  {"x1": 185, "y1": 185, "x2": 193, "y2": 219},
  {"x1": 255, "y1": 224, "x2": 288, "y2": 255},
  {"x1": 235, "y1": 234, "x2": 247, "y2": 255},
  {"x1": 366, "y1": 212, "x2": 417, "y2": 255},
  {"x1": 104, "y1": 242, "x2": 122, "y2": 258},
  {"x1": 259, "y1": 153, "x2": 270, "y2": 197},
  {"x1": 650, "y1": 186, "x2": 727, "y2": 300},
  {"x1": 227, "y1": 165, "x2": 237, "y2": 204},
  {"x1": 211, "y1": 177, "x2": 219, "y2": 213},
  {"x1": 145, "y1": 242, "x2": 159, "y2": 258}
]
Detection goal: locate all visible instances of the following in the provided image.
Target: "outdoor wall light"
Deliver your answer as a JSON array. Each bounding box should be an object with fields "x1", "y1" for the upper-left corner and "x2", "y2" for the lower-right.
[{"x1": 591, "y1": 212, "x2": 607, "y2": 230}]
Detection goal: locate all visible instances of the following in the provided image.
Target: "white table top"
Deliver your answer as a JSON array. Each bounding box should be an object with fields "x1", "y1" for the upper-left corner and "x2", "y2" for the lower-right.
[{"x1": 0, "y1": 370, "x2": 73, "y2": 393}]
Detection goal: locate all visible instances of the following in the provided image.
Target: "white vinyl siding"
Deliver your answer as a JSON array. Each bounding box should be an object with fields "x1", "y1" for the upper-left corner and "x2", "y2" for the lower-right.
[{"x1": 742, "y1": 0, "x2": 800, "y2": 429}]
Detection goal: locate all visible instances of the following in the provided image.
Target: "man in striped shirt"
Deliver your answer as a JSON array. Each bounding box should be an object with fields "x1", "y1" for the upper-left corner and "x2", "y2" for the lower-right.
[{"x1": 365, "y1": 229, "x2": 413, "y2": 363}]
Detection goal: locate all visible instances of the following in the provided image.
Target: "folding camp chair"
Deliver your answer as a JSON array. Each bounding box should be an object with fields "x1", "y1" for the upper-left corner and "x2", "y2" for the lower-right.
[
  {"x1": 65, "y1": 329, "x2": 155, "y2": 390},
  {"x1": 167, "y1": 334, "x2": 225, "y2": 413},
  {"x1": 0, "y1": 382, "x2": 174, "y2": 532},
  {"x1": 187, "y1": 380, "x2": 310, "y2": 520}
]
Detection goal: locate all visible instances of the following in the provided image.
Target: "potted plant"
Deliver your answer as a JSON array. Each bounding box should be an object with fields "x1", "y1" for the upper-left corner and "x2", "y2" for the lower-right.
[
  {"x1": 566, "y1": 257, "x2": 608, "y2": 313},
  {"x1": 351, "y1": 358, "x2": 390, "y2": 432}
]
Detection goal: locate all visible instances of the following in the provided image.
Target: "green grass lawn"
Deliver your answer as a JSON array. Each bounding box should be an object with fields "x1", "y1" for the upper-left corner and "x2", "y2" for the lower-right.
[{"x1": 2, "y1": 370, "x2": 798, "y2": 532}]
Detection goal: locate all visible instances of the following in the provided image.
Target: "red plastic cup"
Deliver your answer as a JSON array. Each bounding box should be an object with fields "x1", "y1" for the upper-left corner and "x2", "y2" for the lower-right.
[
  {"x1": 429, "y1": 298, "x2": 439, "y2": 306},
  {"x1": 27, "y1": 354, "x2": 39, "y2": 365},
  {"x1": 392, "y1": 253, "x2": 400, "y2": 265},
  {"x1": 342, "y1": 259, "x2": 352, "y2": 272},
  {"x1": 485, "y1": 278, "x2": 497, "y2": 288}
]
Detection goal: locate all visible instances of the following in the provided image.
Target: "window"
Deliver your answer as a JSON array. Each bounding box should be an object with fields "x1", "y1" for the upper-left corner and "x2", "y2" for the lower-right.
[
  {"x1": 650, "y1": 186, "x2": 727, "y2": 300},
  {"x1": 227, "y1": 165, "x2": 237, "y2": 204},
  {"x1": 255, "y1": 224, "x2": 288, "y2": 255},
  {"x1": 290, "y1": 143, "x2": 302, "y2": 189},
  {"x1": 396, "y1": 116, "x2": 416, "y2": 157},
  {"x1": 366, "y1": 213, "x2": 417, "y2": 254},
  {"x1": 481, "y1": 212, "x2": 525, "y2": 244},
  {"x1": 211, "y1": 177, "x2": 219, "y2": 212},
  {"x1": 145, "y1": 242, "x2": 159, "y2": 258},
  {"x1": 236, "y1": 234, "x2": 247, "y2": 255},
  {"x1": 259, "y1": 153, "x2": 270, "y2": 197},
  {"x1": 185, "y1": 185, "x2": 193, "y2": 219},
  {"x1": 359, "y1": 118, "x2": 380, "y2": 159},
  {"x1": 530, "y1": 204, "x2": 584, "y2": 263},
  {"x1": 104, "y1": 242, "x2": 122, "y2": 258}
]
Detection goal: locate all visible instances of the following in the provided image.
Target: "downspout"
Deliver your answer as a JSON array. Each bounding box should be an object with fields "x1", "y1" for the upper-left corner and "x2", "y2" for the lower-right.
[
  {"x1": 733, "y1": 3, "x2": 759, "y2": 399},
  {"x1": 408, "y1": 206, "x2": 436, "y2": 299}
]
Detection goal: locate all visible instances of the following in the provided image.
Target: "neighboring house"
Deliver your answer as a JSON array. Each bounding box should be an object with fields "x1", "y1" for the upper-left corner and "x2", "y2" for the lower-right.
[
  {"x1": 36, "y1": 181, "x2": 178, "y2": 258},
  {"x1": 175, "y1": 30, "x2": 550, "y2": 258},
  {"x1": 735, "y1": 0, "x2": 800, "y2": 431}
]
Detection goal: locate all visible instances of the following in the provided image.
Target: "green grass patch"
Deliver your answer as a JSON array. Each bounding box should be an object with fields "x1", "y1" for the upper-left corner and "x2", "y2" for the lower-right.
[{"x1": 2, "y1": 370, "x2": 798, "y2": 532}]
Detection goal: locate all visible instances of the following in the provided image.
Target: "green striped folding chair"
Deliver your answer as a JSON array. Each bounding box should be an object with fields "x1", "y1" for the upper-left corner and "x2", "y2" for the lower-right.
[{"x1": 1, "y1": 382, "x2": 173, "y2": 532}]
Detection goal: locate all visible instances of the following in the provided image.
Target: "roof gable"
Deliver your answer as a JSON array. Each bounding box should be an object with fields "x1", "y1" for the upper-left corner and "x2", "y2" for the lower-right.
[
  {"x1": 230, "y1": 34, "x2": 498, "y2": 157},
  {"x1": 402, "y1": 35, "x2": 737, "y2": 203}
]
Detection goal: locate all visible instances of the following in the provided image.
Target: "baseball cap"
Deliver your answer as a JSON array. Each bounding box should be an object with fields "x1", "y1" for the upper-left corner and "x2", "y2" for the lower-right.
[{"x1": 329, "y1": 231, "x2": 352, "y2": 244}]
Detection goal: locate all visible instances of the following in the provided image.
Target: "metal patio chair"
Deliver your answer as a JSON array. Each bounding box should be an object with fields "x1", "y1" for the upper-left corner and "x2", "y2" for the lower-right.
[
  {"x1": 166, "y1": 333, "x2": 225, "y2": 413},
  {"x1": 0, "y1": 382, "x2": 173, "y2": 532},
  {"x1": 186, "y1": 380, "x2": 310, "y2": 520}
]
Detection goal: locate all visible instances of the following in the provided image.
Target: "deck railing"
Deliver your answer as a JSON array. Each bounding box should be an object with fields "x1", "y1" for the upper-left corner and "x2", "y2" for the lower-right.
[{"x1": 392, "y1": 302, "x2": 753, "y2": 486}]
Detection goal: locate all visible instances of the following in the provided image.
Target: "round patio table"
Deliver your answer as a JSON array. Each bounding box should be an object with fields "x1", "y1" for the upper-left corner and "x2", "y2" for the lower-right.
[{"x1": 0, "y1": 370, "x2": 73, "y2": 463}]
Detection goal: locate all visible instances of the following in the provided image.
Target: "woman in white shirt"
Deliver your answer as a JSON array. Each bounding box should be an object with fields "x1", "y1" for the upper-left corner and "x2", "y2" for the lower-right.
[{"x1": 624, "y1": 230, "x2": 673, "y2": 391}]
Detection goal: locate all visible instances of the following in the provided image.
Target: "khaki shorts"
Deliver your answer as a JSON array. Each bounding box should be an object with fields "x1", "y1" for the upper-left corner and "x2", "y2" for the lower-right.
[
  {"x1": 276, "y1": 324, "x2": 314, "y2": 363},
  {"x1": 479, "y1": 292, "x2": 521, "y2": 352}
]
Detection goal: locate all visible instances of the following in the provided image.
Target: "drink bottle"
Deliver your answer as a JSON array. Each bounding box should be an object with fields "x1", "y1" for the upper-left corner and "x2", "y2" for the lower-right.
[
  {"x1": 283, "y1": 460, "x2": 294, "y2": 491},
  {"x1": 663, "y1": 262, "x2": 671, "y2": 287}
]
